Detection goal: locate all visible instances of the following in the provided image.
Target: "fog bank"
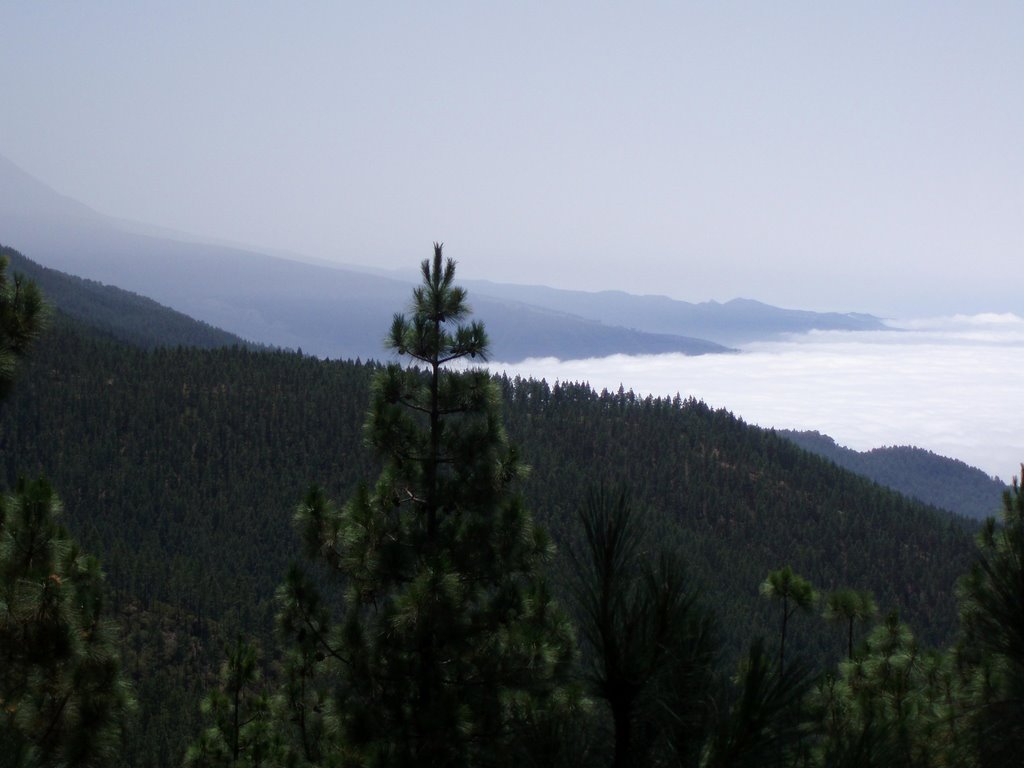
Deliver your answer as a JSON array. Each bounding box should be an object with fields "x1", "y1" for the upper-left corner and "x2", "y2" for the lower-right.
[{"x1": 490, "y1": 315, "x2": 1024, "y2": 481}]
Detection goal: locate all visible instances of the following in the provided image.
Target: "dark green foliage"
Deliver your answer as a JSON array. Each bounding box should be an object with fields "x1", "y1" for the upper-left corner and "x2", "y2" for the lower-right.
[
  {"x1": 500, "y1": 381, "x2": 972, "y2": 661},
  {"x1": 118, "y1": 602, "x2": 222, "y2": 768},
  {"x1": 812, "y1": 614, "x2": 967, "y2": 767},
  {"x1": 185, "y1": 637, "x2": 281, "y2": 767},
  {"x1": 272, "y1": 565, "x2": 332, "y2": 767},
  {"x1": 0, "y1": 261, "x2": 133, "y2": 766},
  {"x1": 0, "y1": 477, "x2": 135, "y2": 767},
  {"x1": 569, "y1": 487, "x2": 717, "y2": 767},
  {"x1": 2, "y1": 328, "x2": 379, "y2": 630},
  {"x1": 0, "y1": 325, "x2": 378, "y2": 766}
]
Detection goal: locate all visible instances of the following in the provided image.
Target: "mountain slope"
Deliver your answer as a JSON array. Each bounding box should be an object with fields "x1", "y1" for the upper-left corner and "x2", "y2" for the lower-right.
[
  {"x1": 2, "y1": 244, "x2": 249, "y2": 350},
  {"x1": 3, "y1": 320, "x2": 972, "y2": 649},
  {"x1": 0, "y1": 155, "x2": 729, "y2": 361},
  {"x1": 780, "y1": 429, "x2": 1008, "y2": 520},
  {"x1": 1, "y1": 153, "x2": 888, "y2": 360}
]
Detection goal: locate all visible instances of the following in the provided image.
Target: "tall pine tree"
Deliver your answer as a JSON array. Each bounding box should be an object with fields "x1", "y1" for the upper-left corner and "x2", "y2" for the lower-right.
[
  {"x1": 0, "y1": 256, "x2": 134, "y2": 766},
  {"x1": 280, "y1": 244, "x2": 575, "y2": 766},
  {"x1": 760, "y1": 566, "x2": 817, "y2": 676}
]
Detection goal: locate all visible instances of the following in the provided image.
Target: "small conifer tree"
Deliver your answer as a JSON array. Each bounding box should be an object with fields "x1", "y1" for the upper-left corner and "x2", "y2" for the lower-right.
[
  {"x1": 760, "y1": 565, "x2": 817, "y2": 676},
  {"x1": 569, "y1": 486, "x2": 717, "y2": 767},
  {"x1": 185, "y1": 637, "x2": 282, "y2": 768},
  {"x1": 823, "y1": 588, "x2": 878, "y2": 660}
]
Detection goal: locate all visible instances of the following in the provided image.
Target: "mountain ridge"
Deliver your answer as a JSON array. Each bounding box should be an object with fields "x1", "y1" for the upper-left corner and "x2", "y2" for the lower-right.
[
  {"x1": 461, "y1": 280, "x2": 888, "y2": 345},
  {"x1": 0, "y1": 152, "x2": 887, "y2": 359},
  {"x1": 2, "y1": 244, "x2": 250, "y2": 351},
  {"x1": 779, "y1": 429, "x2": 1008, "y2": 520}
]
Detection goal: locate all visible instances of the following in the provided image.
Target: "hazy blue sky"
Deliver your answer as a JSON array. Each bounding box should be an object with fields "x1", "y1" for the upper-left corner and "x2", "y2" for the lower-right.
[{"x1": 1, "y1": 3, "x2": 1020, "y2": 315}]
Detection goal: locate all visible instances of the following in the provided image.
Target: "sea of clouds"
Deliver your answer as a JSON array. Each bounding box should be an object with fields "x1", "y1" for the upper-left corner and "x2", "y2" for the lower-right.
[{"x1": 489, "y1": 314, "x2": 1024, "y2": 482}]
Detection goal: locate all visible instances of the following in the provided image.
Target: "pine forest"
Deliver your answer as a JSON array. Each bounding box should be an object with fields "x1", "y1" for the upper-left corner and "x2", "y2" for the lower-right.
[{"x1": 1, "y1": 243, "x2": 1021, "y2": 767}]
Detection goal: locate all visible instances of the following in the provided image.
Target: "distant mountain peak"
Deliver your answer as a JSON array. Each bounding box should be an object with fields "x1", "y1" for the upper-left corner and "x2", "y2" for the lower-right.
[{"x1": 0, "y1": 153, "x2": 100, "y2": 222}]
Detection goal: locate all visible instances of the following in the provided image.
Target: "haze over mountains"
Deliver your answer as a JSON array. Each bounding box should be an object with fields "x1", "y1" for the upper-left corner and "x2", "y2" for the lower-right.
[{"x1": 0, "y1": 154, "x2": 885, "y2": 362}]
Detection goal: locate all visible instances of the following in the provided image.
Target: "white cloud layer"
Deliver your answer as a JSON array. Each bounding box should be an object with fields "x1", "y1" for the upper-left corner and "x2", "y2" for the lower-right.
[{"x1": 489, "y1": 315, "x2": 1023, "y2": 482}]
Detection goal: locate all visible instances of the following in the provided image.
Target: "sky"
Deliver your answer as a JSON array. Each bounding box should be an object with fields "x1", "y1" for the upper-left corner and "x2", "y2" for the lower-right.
[
  {"x1": 1, "y1": 3, "x2": 1021, "y2": 316},
  {"x1": 490, "y1": 313, "x2": 1024, "y2": 481}
]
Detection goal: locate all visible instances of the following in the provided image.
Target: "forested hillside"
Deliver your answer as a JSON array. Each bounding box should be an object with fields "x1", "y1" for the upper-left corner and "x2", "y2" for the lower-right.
[
  {"x1": 2, "y1": 244, "x2": 249, "y2": 350},
  {"x1": 781, "y1": 429, "x2": 1008, "y2": 519},
  {"x1": 0, "y1": 311, "x2": 977, "y2": 764},
  {"x1": 2, "y1": 322, "x2": 973, "y2": 641}
]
